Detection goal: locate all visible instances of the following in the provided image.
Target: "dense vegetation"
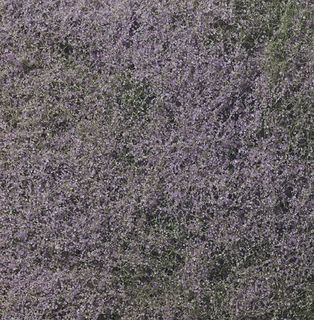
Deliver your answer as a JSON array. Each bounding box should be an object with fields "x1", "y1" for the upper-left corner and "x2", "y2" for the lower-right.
[{"x1": 1, "y1": 0, "x2": 313, "y2": 319}]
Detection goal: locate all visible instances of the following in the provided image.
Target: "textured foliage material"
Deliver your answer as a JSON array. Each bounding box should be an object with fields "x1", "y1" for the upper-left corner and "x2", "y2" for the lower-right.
[{"x1": 1, "y1": 0, "x2": 313, "y2": 319}]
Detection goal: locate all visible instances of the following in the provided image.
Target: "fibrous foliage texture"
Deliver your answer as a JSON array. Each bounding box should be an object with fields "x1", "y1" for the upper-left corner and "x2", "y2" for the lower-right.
[{"x1": 0, "y1": 0, "x2": 313, "y2": 319}]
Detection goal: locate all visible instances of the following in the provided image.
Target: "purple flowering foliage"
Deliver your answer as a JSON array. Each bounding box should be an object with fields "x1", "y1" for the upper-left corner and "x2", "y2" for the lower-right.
[{"x1": 0, "y1": 0, "x2": 313, "y2": 319}]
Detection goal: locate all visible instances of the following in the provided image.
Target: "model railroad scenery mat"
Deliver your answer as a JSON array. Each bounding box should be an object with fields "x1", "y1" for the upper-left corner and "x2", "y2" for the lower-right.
[{"x1": 0, "y1": 1, "x2": 313, "y2": 319}]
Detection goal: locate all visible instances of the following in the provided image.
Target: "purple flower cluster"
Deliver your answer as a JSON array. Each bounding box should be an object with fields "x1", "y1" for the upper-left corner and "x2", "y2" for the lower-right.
[{"x1": 1, "y1": 0, "x2": 313, "y2": 319}]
